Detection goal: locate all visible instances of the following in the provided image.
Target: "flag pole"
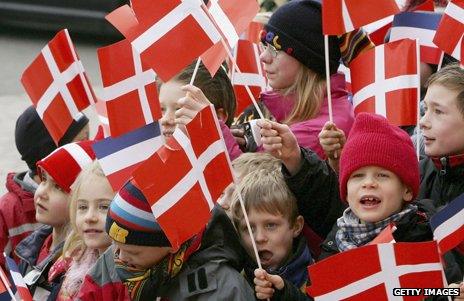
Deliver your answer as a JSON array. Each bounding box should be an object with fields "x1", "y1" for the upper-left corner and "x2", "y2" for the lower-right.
[
  {"x1": 209, "y1": 105, "x2": 268, "y2": 300},
  {"x1": 200, "y1": 2, "x2": 265, "y2": 120},
  {"x1": 324, "y1": 35, "x2": 333, "y2": 123},
  {"x1": 416, "y1": 39, "x2": 421, "y2": 160},
  {"x1": 437, "y1": 51, "x2": 444, "y2": 71},
  {"x1": 0, "y1": 254, "x2": 18, "y2": 301},
  {"x1": 189, "y1": 57, "x2": 202, "y2": 86}
]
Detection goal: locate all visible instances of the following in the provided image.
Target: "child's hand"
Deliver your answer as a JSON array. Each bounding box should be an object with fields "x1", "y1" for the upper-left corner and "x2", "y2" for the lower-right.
[
  {"x1": 254, "y1": 269, "x2": 284, "y2": 300},
  {"x1": 318, "y1": 121, "x2": 346, "y2": 160},
  {"x1": 174, "y1": 85, "x2": 211, "y2": 126},
  {"x1": 449, "y1": 282, "x2": 464, "y2": 300},
  {"x1": 257, "y1": 120, "x2": 302, "y2": 175}
]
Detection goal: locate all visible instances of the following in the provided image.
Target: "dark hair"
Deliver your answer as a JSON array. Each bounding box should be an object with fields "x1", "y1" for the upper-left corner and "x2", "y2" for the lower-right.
[{"x1": 172, "y1": 62, "x2": 237, "y2": 127}]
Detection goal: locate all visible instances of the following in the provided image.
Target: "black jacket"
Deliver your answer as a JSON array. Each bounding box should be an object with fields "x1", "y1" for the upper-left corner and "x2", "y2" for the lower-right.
[
  {"x1": 283, "y1": 148, "x2": 347, "y2": 242},
  {"x1": 419, "y1": 156, "x2": 464, "y2": 207}
]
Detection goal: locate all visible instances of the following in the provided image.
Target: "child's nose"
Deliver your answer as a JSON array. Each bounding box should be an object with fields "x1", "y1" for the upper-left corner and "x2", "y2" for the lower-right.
[
  {"x1": 419, "y1": 113, "x2": 430, "y2": 130},
  {"x1": 362, "y1": 176, "x2": 377, "y2": 188},
  {"x1": 35, "y1": 182, "x2": 49, "y2": 200},
  {"x1": 260, "y1": 49, "x2": 272, "y2": 64},
  {"x1": 254, "y1": 228, "x2": 267, "y2": 243},
  {"x1": 85, "y1": 208, "x2": 98, "y2": 223}
]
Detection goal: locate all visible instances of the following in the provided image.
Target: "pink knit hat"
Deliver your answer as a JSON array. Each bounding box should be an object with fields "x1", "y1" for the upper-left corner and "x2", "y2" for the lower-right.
[
  {"x1": 36, "y1": 140, "x2": 96, "y2": 193},
  {"x1": 339, "y1": 113, "x2": 419, "y2": 202}
]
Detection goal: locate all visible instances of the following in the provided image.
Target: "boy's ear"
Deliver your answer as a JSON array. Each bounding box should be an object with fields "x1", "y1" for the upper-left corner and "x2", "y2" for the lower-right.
[
  {"x1": 216, "y1": 108, "x2": 228, "y2": 123},
  {"x1": 403, "y1": 186, "x2": 414, "y2": 202},
  {"x1": 292, "y1": 215, "x2": 304, "y2": 238}
]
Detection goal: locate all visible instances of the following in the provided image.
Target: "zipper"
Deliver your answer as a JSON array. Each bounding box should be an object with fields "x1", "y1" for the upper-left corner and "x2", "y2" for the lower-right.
[{"x1": 439, "y1": 157, "x2": 447, "y2": 175}]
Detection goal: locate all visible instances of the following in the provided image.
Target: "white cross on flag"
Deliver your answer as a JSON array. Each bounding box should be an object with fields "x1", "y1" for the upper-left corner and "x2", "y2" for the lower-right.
[
  {"x1": 97, "y1": 39, "x2": 161, "y2": 137},
  {"x1": 350, "y1": 39, "x2": 419, "y2": 127},
  {"x1": 307, "y1": 241, "x2": 445, "y2": 300},
  {"x1": 433, "y1": 0, "x2": 464, "y2": 61},
  {"x1": 21, "y1": 29, "x2": 96, "y2": 144},
  {"x1": 231, "y1": 40, "x2": 266, "y2": 116},
  {"x1": 107, "y1": 0, "x2": 222, "y2": 82},
  {"x1": 132, "y1": 105, "x2": 233, "y2": 249},
  {"x1": 322, "y1": 0, "x2": 400, "y2": 35}
]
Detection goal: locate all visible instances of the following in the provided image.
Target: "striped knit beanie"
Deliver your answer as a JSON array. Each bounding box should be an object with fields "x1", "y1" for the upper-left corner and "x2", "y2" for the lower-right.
[
  {"x1": 36, "y1": 140, "x2": 96, "y2": 193},
  {"x1": 339, "y1": 113, "x2": 420, "y2": 202},
  {"x1": 106, "y1": 180, "x2": 171, "y2": 247}
]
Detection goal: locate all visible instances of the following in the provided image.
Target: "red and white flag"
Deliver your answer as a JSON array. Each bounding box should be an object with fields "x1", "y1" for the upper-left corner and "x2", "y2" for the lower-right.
[
  {"x1": 108, "y1": 0, "x2": 222, "y2": 82},
  {"x1": 307, "y1": 241, "x2": 445, "y2": 300},
  {"x1": 200, "y1": 0, "x2": 259, "y2": 76},
  {"x1": 133, "y1": 105, "x2": 233, "y2": 249},
  {"x1": 21, "y1": 29, "x2": 96, "y2": 144},
  {"x1": 322, "y1": 0, "x2": 400, "y2": 35},
  {"x1": 94, "y1": 99, "x2": 111, "y2": 138},
  {"x1": 350, "y1": 39, "x2": 419, "y2": 127},
  {"x1": 231, "y1": 40, "x2": 266, "y2": 116},
  {"x1": 433, "y1": 0, "x2": 464, "y2": 60},
  {"x1": 5, "y1": 254, "x2": 32, "y2": 301},
  {"x1": 97, "y1": 39, "x2": 161, "y2": 137}
]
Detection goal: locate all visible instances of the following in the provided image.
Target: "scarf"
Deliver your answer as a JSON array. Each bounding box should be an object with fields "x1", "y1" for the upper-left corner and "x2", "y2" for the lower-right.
[
  {"x1": 335, "y1": 204, "x2": 417, "y2": 252},
  {"x1": 114, "y1": 230, "x2": 204, "y2": 301}
]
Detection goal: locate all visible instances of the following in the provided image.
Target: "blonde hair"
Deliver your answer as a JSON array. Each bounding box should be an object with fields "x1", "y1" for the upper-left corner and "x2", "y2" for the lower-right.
[
  {"x1": 426, "y1": 62, "x2": 464, "y2": 116},
  {"x1": 282, "y1": 64, "x2": 326, "y2": 124},
  {"x1": 231, "y1": 169, "x2": 299, "y2": 231},
  {"x1": 63, "y1": 161, "x2": 112, "y2": 260},
  {"x1": 232, "y1": 152, "x2": 281, "y2": 179}
]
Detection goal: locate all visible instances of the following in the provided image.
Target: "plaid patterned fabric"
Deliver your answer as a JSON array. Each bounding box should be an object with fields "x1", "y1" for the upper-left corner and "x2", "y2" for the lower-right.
[{"x1": 335, "y1": 204, "x2": 417, "y2": 251}]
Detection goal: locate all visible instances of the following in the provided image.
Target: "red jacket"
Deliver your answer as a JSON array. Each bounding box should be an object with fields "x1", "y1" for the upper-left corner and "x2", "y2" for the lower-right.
[{"x1": 0, "y1": 172, "x2": 41, "y2": 267}]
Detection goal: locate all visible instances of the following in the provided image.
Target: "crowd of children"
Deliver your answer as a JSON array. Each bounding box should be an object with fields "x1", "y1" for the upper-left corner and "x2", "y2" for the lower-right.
[{"x1": 1, "y1": 0, "x2": 463, "y2": 300}]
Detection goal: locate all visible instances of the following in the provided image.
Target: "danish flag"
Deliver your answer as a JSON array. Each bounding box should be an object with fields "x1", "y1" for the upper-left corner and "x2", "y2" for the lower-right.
[
  {"x1": 322, "y1": 0, "x2": 400, "y2": 35},
  {"x1": 108, "y1": 0, "x2": 222, "y2": 82},
  {"x1": 200, "y1": 0, "x2": 259, "y2": 76},
  {"x1": 231, "y1": 40, "x2": 266, "y2": 116},
  {"x1": 350, "y1": 39, "x2": 419, "y2": 127},
  {"x1": 21, "y1": 29, "x2": 95, "y2": 144},
  {"x1": 433, "y1": 0, "x2": 464, "y2": 61},
  {"x1": 307, "y1": 242, "x2": 445, "y2": 300},
  {"x1": 97, "y1": 39, "x2": 161, "y2": 137},
  {"x1": 133, "y1": 105, "x2": 233, "y2": 249}
]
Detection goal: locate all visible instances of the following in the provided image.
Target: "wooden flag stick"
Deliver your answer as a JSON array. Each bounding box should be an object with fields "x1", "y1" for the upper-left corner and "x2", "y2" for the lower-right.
[
  {"x1": 324, "y1": 35, "x2": 333, "y2": 123},
  {"x1": 437, "y1": 51, "x2": 444, "y2": 71},
  {"x1": 189, "y1": 57, "x2": 202, "y2": 86},
  {"x1": 416, "y1": 39, "x2": 421, "y2": 160}
]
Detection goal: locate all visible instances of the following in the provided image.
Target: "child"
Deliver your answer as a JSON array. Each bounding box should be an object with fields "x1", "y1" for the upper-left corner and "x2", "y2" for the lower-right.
[
  {"x1": 0, "y1": 106, "x2": 89, "y2": 267},
  {"x1": 255, "y1": 113, "x2": 462, "y2": 299},
  {"x1": 231, "y1": 169, "x2": 311, "y2": 300},
  {"x1": 77, "y1": 179, "x2": 255, "y2": 300},
  {"x1": 15, "y1": 140, "x2": 96, "y2": 301},
  {"x1": 158, "y1": 61, "x2": 236, "y2": 137},
  {"x1": 56, "y1": 161, "x2": 115, "y2": 300},
  {"x1": 418, "y1": 63, "x2": 464, "y2": 207},
  {"x1": 230, "y1": 0, "x2": 360, "y2": 157}
]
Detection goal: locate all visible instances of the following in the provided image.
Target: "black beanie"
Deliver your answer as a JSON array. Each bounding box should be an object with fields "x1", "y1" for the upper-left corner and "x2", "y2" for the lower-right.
[
  {"x1": 261, "y1": 0, "x2": 341, "y2": 76},
  {"x1": 58, "y1": 112, "x2": 89, "y2": 146},
  {"x1": 15, "y1": 106, "x2": 89, "y2": 174}
]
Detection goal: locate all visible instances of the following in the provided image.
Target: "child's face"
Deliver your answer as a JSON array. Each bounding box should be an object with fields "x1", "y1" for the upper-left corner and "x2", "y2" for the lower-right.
[
  {"x1": 260, "y1": 45, "x2": 300, "y2": 90},
  {"x1": 114, "y1": 241, "x2": 172, "y2": 270},
  {"x1": 34, "y1": 170, "x2": 70, "y2": 227},
  {"x1": 346, "y1": 166, "x2": 413, "y2": 223},
  {"x1": 420, "y1": 84, "x2": 464, "y2": 157},
  {"x1": 75, "y1": 174, "x2": 114, "y2": 252},
  {"x1": 239, "y1": 208, "x2": 303, "y2": 270},
  {"x1": 159, "y1": 80, "x2": 183, "y2": 137}
]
